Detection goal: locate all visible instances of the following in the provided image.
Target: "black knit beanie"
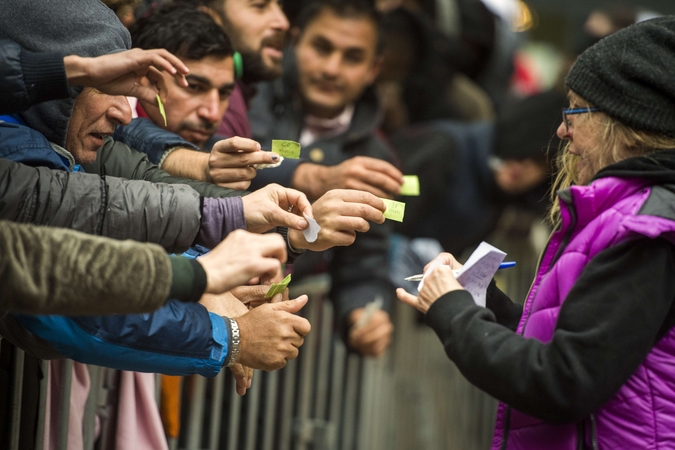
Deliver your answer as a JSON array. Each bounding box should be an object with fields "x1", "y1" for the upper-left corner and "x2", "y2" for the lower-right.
[{"x1": 566, "y1": 16, "x2": 675, "y2": 138}]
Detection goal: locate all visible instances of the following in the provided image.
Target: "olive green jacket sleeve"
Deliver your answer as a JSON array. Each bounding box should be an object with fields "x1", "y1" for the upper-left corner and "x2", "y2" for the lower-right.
[{"x1": 0, "y1": 220, "x2": 172, "y2": 315}]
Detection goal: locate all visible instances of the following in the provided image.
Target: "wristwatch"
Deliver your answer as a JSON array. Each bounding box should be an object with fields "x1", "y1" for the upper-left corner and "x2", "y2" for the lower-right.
[{"x1": 226, "y1": 318, "x2": 240, "y2": 367}]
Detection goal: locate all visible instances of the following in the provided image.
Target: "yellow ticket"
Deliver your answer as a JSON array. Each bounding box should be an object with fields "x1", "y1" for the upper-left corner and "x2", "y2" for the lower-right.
[
  {"x1": 381, "y1": 198, "x2": 405, "y2": 222},
  {"x1": 400, "y1": 175, "x2": 420, "y2": 196},
  {"x1": 156, "y1": 94, "x2": 167, "y2": 127},
  {"x1": 271, "y1": 140, "x2": 301, "y2": 159}
]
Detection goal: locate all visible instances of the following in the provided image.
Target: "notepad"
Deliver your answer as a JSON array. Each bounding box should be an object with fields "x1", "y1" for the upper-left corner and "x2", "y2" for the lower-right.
[
  {"x1": 265, "y1": 274, "x2": 292, "y2": 298},
  {"x1": 271, "y1": 140, "x2": 301, "y2": 159},
  {"x1": 381, "y1": 198, "x2": 405, "y2": 222},
  {"x1": 418, "y1": 242, "x2": 506, "y2": 307},
  {"x1": 400, "y1": 175, "x2": 420, "y2": 196}
]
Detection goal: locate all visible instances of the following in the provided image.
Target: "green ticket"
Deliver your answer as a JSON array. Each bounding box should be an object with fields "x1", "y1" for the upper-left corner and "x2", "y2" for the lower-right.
[
  {"x1": 265, "y1": 274, "x2": 292, "y2": 298},
  {"x1": 272, "y1": 140, "x2": 301, "y2": 159},
  {"x1": 400, "y1": 175, "x2": 420, "y2": 196},
  {"x1": 156, "y1": 94, "x2": 167, "y2": 127},
  {"x1": 381, "y1": 198, "x2": 405, "y2": 222}
]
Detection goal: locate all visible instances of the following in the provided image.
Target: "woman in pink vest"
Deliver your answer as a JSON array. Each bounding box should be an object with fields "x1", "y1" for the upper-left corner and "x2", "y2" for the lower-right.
[{"x1": 398, "y1": 17, "x2": 675, "y2": 450}]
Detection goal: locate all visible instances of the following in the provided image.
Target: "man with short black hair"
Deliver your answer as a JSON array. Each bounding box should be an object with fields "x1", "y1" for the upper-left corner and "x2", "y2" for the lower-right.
[{"x1": 120, "y1": 3, "x2": 278, "y2": 190}]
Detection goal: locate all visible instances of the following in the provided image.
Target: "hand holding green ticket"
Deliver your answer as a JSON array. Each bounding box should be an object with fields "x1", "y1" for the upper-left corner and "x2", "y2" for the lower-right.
[
  {"x1": 381, "y1": 198, "x2": 405, "y2": 222},
  {"x1": 271, "y1": 140, "x2": 301, "y2": 159},
  {"x1": 265, "y1": 274, "x2": 292, "y2": 298}
]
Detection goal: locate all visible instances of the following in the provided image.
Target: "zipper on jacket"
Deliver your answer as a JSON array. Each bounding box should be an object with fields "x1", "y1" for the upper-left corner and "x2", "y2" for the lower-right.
[
  {"x1": 589, "y1": 414, "x2": 599, "y2": 450},
  {"x1": 500, "y1": 406, "x2": 511, "y2": 450}
]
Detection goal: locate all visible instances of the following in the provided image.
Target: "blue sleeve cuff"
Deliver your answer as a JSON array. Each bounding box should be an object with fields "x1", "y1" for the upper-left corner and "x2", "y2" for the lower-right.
[
  {"x1": 13, "y1": 304, "x2": 229, "y2": 377},
  {"x1": 208, "y1": 312, "x2": 229, "y2": 365}
]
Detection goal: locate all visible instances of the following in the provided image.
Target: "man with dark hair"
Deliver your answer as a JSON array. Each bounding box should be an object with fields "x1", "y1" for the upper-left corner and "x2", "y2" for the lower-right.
[
  {"x1": 117, "y1": 3, "x2": 277, "y2": 190},
  {"x1": 130, "y1": 3, "x2": 236, "y2": 151},
  {"x1": 249, "y1": 0, "x2": 397, "y2": 357}
]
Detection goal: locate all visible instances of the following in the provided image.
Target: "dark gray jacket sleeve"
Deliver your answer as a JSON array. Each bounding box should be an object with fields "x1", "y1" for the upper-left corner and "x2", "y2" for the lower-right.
[
  {"x1": 0, "y1": 158, "x2": 201, "y2": 253},
  {"x1": 0, "y1": 220, "x2": 172, "y2": 315},
  {"x1": 0, "y1": 39, "x2": 69, "y2": 115},
  {"x1": 83, "y1": 138, "x2": 247, "y2": 199}
]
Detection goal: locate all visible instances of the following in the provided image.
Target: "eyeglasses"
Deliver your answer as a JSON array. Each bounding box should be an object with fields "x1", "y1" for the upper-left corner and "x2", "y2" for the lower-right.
[{"x1": 562, "y1": 107, "x2": 600, "y2": 132}]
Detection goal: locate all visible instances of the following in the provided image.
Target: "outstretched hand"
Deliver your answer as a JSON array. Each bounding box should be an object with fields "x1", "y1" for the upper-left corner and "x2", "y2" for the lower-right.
[
  {"x1": 347, "y1": 309, "x2": 393, "y2": 357},
  {"x1": 241, "y1": 184, "x2": 313, "y2": 233},
  {"x1": 396, "y1": 252, "x2": 464, "y2": 314},
  {"x1": 197, "y1": 229, "x2": 286, "y2": 294},
  {"x1": 63, "y1": 48, "x2": 189, "y2": 103},
  {"x1": 207, "y1": 137, "x2": 280, "y2": 190},
  {"x1": 292, "y1": 156, "x2": 403, "y2": 200},
  {"x1": 235, "y1": 295, "x2": 311, "y2": 371},
  {"x1": 288, "y1": 189, "x2": 386, "y2": 251}
]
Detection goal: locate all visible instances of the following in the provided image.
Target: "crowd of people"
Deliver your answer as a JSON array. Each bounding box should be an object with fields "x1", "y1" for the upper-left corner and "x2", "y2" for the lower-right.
[{"x1": 2, "y1": 0, "x2": 675, "y2": 449}]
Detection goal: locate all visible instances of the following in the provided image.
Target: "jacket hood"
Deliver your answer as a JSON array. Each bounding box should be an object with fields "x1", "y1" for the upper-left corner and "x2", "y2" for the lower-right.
[
  {"x1": 0, "y1": 0, "x2": 131, "y2": 147},
  {"x1": 595, "y1": 148, "x2": 675, "y2": 186}
]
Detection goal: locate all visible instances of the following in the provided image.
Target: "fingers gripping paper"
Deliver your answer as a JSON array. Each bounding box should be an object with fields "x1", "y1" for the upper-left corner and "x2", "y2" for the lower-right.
[
  {"x1": 302, "y1": 213, "x2": 320, "y2": 243},
  {"x1": 381, "y1": 198, "x2": 405, "y2": 222},
  {"x1": 253, "y1": 156, "x2": 284, "y2": 170},
  {"x1": 265, "y1": 274, "x2": 292, "y2": 298},
  {"x1": 418, "y1": 242, "x2": 506, "y2": 307},
  {"x1": 271, "y1": 140, "x2": 301, "y2": 159}
]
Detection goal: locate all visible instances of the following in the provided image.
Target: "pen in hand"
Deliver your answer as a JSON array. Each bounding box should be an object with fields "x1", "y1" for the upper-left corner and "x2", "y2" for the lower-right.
[{"x1": 404, "y1": 261, "x2": 517, "y2": 282}]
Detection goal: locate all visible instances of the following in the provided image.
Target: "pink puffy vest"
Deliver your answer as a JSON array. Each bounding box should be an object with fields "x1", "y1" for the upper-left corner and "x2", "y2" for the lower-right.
[{"x1": 491, "y1": 177, "x2": 675, "y2": 450}]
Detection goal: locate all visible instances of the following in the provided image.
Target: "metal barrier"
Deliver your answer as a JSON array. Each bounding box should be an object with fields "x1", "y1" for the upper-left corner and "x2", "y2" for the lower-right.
[{"x1": 2, "y1": 207, "x2": 544, "y2": 450}]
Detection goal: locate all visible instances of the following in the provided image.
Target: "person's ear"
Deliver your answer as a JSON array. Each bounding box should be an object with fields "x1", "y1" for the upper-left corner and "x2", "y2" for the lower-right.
[{"x1": 198, "y1": 5, "x2": 223, "y2": 26}]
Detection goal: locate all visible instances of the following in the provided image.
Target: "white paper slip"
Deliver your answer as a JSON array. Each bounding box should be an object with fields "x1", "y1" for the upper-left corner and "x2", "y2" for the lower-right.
[
  {"x1": 354, "y1": 296, "x2": 383, "y2": 329},
  {"x1": 253, "y1": 156, "x2": 284, "y2": 170},
  {"x1": 415, "y1": 242, "x2": 506, "y2": 307},
  {"x1": 456, "y1": 242, "x2": 505, "y2": 307},
  {"x1": 302, "y1": 213, "x2": 320, "y2": 243}
]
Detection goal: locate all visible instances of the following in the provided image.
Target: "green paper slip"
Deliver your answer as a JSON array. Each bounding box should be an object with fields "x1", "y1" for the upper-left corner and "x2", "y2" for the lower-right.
[
  {"x1": 265, "y1": 274, "x2": 292, "y2": 298},
  {"x1": 400, "y1": 175, "x2": 420, "y2": 196},
  {"x1": 272, "y1": 140, "x2": 301, "y2": 159},
  {"x1": 156, "y1": 94, "x2": 167, "y2": 127},
  {"x1": 381, "y1": 198, "x2": 405, "y2": 222}
]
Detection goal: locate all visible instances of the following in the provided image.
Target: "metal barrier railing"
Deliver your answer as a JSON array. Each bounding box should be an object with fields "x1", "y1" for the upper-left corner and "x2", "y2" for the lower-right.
[{"x1": 2, "y1": 208, "x2": 544, "y2": 450}]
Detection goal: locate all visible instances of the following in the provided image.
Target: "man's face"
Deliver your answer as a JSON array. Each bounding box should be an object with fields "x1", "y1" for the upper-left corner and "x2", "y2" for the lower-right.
[
  {"x1": 141, "y1": 56, "x2": 235, "y2": 147},
  {"x1": 218, "y1": 0, "x2": 289, "y2": 82},
  {"x1": 294, "y1": 9, "x2": 381, "y2": 119},
  {"x1": 66, "y1": 88, "x2": 132, "y2": 164}
]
